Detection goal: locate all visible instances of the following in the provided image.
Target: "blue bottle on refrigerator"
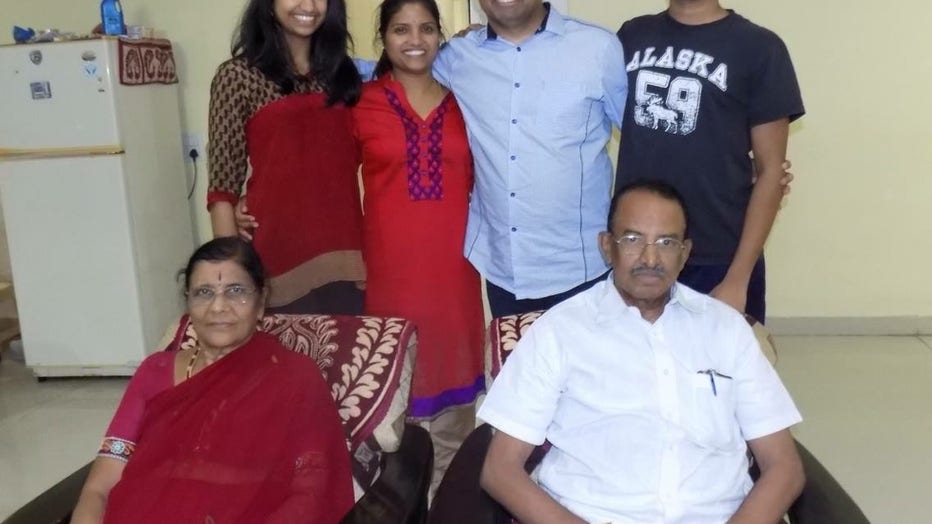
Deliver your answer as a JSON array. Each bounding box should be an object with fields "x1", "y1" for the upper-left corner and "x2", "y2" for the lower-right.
[{"x1": 100, "y1": 0, "x2": 125, "y2": 35}]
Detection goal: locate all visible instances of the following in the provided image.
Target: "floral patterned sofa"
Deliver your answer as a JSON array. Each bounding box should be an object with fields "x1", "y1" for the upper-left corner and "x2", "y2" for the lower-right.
[{"x1": 3, "y1": 314, "x2": 433, "y2": 524}]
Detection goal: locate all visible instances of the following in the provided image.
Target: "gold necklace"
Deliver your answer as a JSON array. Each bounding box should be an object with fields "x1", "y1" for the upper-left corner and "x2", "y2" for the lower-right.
[{"x1": 185, "y1": 343, "x2": 201, "y2": 379}]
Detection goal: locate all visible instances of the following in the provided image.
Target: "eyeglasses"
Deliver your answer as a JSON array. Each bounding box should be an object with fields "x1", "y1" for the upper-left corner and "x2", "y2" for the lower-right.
[
  {"x1": 611, "y1": 233, "x2": 686, "y2": 257},
  {"x1": 186, "y1": 285, "x2": 257, "y2": 306}
]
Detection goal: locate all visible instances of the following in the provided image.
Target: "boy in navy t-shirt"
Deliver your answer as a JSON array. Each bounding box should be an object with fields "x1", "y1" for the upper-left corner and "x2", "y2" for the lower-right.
[{"x1": 615, "y1": 0, "x2": 804, "y2": 322}]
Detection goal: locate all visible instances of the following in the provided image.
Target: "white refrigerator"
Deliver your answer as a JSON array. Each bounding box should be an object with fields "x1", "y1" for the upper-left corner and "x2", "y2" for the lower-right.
[{"x1": 0, "y1": 38, "x2": 195, "y2": 377}]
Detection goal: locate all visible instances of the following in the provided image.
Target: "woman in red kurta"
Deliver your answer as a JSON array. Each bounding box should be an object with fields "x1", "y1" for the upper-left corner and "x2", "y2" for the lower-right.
[
  {"x1": 207, "y1": 0, "x2": 365, "y2": 314},
  {"x1": 352, "y1": 0, "x2": 484, "y2": 423}
]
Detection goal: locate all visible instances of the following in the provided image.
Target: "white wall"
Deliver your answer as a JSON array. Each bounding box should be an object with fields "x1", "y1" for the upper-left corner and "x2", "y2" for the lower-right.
[
  {"x1": 2, "y1": 0, "x2": 930, "y2": 328},
  {"x1": 570, "y1": 1, "x2": 932, "y2": 326}
]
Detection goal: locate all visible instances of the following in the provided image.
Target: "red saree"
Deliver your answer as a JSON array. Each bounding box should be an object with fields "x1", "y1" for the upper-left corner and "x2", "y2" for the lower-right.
[{"x1": 103, "y1": 332, "x2": 353, "y2": 523}]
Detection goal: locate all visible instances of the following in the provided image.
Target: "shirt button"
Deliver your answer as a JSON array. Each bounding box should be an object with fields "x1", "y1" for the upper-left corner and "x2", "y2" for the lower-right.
[
  {"x1": 510, "y1": 192, "x2": 516, "y2": 197},
  {"x1": 663, "y1": 369, "x2": 669, "y2": 376},
  {"x1": 511, "y1": 227, "x2": 517, "y2": 232},
  {"x1": 514, "y1": 82, "x2": 521, "y2": 88},
  {"x1": 516, "y1": 47, "x2": 522, "y2": 52},
  {"x1": 510, "y1": 155, "x2": 516, "y2": 160},
  {"x1": 511, "y1": 119, "x2": 518, "y2": 124}
]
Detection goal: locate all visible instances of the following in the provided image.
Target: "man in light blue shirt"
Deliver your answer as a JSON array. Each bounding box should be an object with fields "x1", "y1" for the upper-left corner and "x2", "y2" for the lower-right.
[{"x1": 433, "y1": 0, "x2": 627, "y2": 316}]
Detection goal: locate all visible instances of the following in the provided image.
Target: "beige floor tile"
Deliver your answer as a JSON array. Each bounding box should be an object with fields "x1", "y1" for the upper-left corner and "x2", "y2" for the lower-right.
[
  {"x1": 0, "y1": 360, "x2": 126, "y2": 416},
  {"x1": 0, "y1": 359, "x2": 124, "y2": 520},
  {"x1": 0, "y1": 406, "x2": 119, "y2": 518},
  {"x1": 775, "y1": 336, "x2": 932, "y2": 524}
]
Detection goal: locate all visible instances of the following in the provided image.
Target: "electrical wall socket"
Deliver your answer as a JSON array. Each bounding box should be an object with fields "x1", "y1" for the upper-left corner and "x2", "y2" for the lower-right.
[{"x1": 181, "y1": 132, "x2": 204, "y2": 162}]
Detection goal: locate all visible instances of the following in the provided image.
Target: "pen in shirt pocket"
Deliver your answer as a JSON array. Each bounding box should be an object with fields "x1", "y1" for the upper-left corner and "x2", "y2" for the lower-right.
[{"x1": 697, "y1": 369, "x2": 732, "y2": 396}]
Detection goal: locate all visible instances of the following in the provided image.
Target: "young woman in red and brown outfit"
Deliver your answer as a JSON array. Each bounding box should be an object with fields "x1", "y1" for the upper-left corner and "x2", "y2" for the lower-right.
[{"x1": 207, "y1": 0, "x2": 365, "y2": 314}]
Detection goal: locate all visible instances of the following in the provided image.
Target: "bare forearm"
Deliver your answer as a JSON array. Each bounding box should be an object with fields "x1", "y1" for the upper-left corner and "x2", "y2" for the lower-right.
[
  {"x1": 481, "y1": 466, "x2": 585, "y2": 524},
  {"x1": 727, "y1": 119, "x2": 791, "y2": 286},
  {"x1": 732, "y1": 430, "x2": 805, "y2": 524},
  {"x1": 727, "y1": 170, "x2": 783, "y2": 285},
  {"x1": 209, "y1": 202, "x2": 237, "y2": 238},
  {"x1": 727, "y1": 463, "x2": 804, "y2": 524},
  {"x1": 71, "y1": 491, "x2": 107, "y2": 524}
]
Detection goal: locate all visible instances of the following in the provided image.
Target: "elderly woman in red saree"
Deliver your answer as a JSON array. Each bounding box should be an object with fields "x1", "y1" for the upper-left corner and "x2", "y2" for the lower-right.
[{"x1": 71, "y1": 237, "x2": 353, "y2": 524}]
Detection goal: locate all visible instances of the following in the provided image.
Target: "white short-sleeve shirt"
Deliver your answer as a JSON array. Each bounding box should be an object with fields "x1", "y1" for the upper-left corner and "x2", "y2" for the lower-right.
[{"x1": 478, "y1": 277, "x2": 802, "y2": 524}]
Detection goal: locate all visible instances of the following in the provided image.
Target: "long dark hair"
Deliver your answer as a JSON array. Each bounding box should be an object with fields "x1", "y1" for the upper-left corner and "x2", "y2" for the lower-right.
[
  {"x1": 373, "y1": 0, "x2": 444, "y2": 79},
  {"x1": 232, "y1": 0, "x2": 361, "y2": 106}
]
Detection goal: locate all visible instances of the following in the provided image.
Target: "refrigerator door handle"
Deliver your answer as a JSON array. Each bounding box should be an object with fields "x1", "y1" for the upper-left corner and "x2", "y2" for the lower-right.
[{"x1": 0, "y1": 145, "x2": 125, "y2": 160}]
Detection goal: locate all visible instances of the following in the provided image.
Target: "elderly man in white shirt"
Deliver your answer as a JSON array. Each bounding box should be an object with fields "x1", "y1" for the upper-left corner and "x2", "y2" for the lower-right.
[{"x1": 478, "y1": 179, "x2": 804, "y2": 524}]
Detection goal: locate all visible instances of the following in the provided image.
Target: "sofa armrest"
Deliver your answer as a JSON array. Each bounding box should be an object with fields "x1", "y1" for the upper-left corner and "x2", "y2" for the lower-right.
[
  {"x1": 1, "y1": 462, "x2": 90, "y2": 524},
  {"x1": 428, "y1": 424, "x2": 511, "y2": 524},
  {"x1": 342, "y1": 424, "x2": 433, "y2": 524},
  {"x1": 788, "y1": 441, "x2": 870, "y2": 524}
]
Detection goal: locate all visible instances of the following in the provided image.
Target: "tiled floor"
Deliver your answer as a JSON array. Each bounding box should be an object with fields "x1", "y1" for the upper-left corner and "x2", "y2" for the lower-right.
[
  {"x1": 0, "y1": 356, "x2": 126, "y2": 519},
  {"x1": 1, "y1": 336, "x2": 930, "y2": 522},
  {"x1": 776, "y1": 335, "x2": 932, "y2": 524}
]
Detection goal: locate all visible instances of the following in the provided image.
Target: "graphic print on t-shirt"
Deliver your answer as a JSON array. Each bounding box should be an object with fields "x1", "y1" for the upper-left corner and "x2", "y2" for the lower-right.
[{"x1": 627, "y1": 46, "x2": 728, "y2": 136}]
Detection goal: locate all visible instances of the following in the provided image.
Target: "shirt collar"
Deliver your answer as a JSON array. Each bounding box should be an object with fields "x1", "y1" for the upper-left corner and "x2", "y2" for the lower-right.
[
  {"x1": 668, "y1": 282, "x2": 704, "y2": 313},
  {"x1": 485, "y1": 2, "x2": 563, "y2": 41},
  {"x1": 595, "y1": 273, "x2": 704, "y2": 325}
]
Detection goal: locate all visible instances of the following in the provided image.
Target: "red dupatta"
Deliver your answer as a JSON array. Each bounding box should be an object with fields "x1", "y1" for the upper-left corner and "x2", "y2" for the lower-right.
[{"x1": 103, "y1": 332, "x2": 353, "y2": 524}]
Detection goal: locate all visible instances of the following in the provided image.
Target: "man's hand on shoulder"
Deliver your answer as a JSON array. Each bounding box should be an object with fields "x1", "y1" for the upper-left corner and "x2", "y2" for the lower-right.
[
  {"x1": 452, "y1": 23, "x2": 484, "y2": 39},
  {"x1": 752, "y1": 159, "x2": 794, "y2": 199},
  {"x1": 710, "y1": 277, "x2": 749, "y2": 314}
]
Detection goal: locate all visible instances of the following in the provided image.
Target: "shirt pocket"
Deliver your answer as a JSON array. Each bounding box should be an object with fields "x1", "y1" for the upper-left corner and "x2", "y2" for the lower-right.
[
  {"x1": 537, "y1": 80, "x2": 590, "y2": 131},
  {"x1": 687, "y1": 372, "x2": 739, "y2": 451}
]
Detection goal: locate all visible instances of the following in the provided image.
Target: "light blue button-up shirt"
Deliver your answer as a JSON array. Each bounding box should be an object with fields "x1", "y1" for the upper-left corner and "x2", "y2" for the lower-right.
[{"x1": 433, "y1": 7, "x2": 627, "y2": 299}]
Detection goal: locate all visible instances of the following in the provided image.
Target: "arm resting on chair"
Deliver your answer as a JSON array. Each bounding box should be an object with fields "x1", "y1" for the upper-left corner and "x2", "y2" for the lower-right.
[
  {"x1": 71, "y1": 457, "x2": 125, "y2": 524},
  {"x1": 480, "y1": 430, "x2": 585, "y2": 524},
  {"x1": 428, "y1": 424, "x2": 508, "y2": 524},
  {"x1": 729, "y1": 429, "x2": 805, "y2": 524},
  {"x1": 787, "y1": 441, "x2": 871, "y2": 524}
]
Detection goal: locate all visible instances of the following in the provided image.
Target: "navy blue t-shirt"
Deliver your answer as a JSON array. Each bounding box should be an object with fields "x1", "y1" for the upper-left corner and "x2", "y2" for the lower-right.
[{"x1": 615, "y1": 11, "x2": 804, "y2": 264}]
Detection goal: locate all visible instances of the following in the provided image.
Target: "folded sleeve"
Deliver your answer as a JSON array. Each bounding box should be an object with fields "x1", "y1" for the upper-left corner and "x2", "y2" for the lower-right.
[
  {"x1": 477, "y1": 318, "x2": 567, "y2": 445},
  {"x1": 731, "y1": 321, "x2": 803, "y2": 441}
]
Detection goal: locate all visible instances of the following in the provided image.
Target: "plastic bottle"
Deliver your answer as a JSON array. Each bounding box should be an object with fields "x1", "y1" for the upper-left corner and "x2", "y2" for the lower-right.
[{"x1": 100, "y1": 0, "x2": 125, "y2": 36}]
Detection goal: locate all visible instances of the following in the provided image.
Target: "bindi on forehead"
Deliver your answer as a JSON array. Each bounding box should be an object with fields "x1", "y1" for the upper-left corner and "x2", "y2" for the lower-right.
[{"x1": 192, "y1": 260, "x2": 249, "y2": 287}]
